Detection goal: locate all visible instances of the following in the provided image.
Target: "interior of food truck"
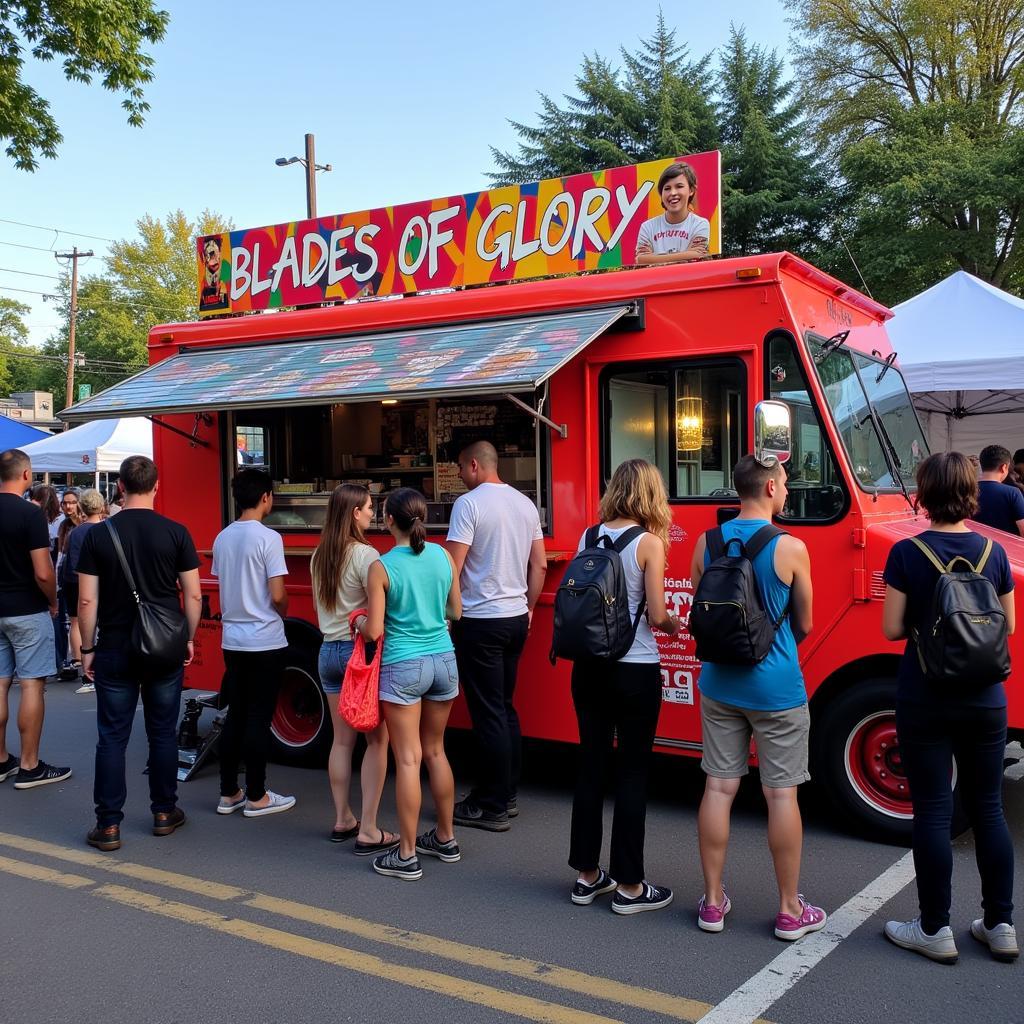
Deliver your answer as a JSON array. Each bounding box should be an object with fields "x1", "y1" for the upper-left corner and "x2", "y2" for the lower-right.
[{"x1": 225, "y1": 392, "x2": 548, "y2": 532}]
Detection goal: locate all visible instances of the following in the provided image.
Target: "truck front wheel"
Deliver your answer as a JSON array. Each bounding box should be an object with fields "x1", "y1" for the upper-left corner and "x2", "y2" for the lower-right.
[
  {"x1": 812, "y1": 677, "x2": 914, "y2": 842},
  {"x1": 268, "y1": 641, "x2": 332, "y2": 767}
]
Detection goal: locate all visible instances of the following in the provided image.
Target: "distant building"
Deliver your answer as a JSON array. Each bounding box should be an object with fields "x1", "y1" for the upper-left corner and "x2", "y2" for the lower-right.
[{"x1": 0, "y1": 391, "x2": 60, "y2": 431}]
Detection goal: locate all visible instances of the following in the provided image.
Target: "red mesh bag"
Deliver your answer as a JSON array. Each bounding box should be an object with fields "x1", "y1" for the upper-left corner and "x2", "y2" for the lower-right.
[{"x1": 338, "y1": 609, "x2": 382, "y2": 732}]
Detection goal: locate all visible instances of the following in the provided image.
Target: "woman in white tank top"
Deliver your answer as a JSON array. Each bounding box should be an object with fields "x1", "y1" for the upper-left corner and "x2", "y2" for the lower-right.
[{"x1": 567, "y1": 459, "x2": 680, "y2": 915}]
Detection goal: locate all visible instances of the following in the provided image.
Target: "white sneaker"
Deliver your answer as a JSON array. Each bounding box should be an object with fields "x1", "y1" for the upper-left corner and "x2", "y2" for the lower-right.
[
  {"x1": 884, "y1": 918, "x2": 959, "y2": 963},
  {"x1": 243, "y1": 791, "x2": 296, "y2": 817},
  {"x1": 970, "y1": 919, "x2": 1019, "y2": 962},
  {"x1": 216, "y1": 790, "x2": 247, "y2": 815},
  {"x1": 75, "y1": 682, "x2": 95, "y2": 694}
]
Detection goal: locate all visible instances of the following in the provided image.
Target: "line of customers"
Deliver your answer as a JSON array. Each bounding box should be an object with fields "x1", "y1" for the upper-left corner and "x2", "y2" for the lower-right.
[{"x1": 0, "y1": 444, "x2": 1016, "y2": 959}]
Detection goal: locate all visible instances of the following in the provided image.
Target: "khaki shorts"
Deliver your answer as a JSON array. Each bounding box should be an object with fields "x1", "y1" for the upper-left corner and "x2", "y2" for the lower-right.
[{"x1": 700, "y1": 693, "x2": 810, "y2": 789}]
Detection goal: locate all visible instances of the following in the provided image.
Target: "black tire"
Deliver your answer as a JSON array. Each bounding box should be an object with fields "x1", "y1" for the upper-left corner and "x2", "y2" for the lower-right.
[
  {"x1": 812, "y1": 676, "x2": 968, "y2": 843},
  {"x1": 812, "y1": 677, "x2": 913, "y2": 843},
  {"x1": 267, "y1": 638, "x2": 332, "y2": 768}
]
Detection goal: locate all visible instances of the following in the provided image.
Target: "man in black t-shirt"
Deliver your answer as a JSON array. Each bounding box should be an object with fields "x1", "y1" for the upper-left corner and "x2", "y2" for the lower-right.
[
  {"x1": 77, "y1": 455, "x2": 202, "y2": 852},
  {"x1": 0, "y1": 449, "x2": 71, "y2": 788},
  {"x1": 975, "y1": 444, "x2": 1024, "y2": 535}
]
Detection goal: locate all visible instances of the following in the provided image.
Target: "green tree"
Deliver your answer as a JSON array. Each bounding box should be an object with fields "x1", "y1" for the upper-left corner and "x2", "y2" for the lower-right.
[
  {"x1": 44, "y1": 209, "x2": 231, "y2": 410},
  {"x1": 786, "y1": 0, "x2": 1024, "y2": 299},
  {"x1": 490, "y1": 14, "x2": 717, "y2": 183},
  {"x1": 1, "y1": 1, "x2": 169, "y2": 170},
  {"x1": 716, "y1": 27, "x2": 832, "y2": 257},
  {"x1": 0, "y1": 296, "x2": 49, "y2": 394}
]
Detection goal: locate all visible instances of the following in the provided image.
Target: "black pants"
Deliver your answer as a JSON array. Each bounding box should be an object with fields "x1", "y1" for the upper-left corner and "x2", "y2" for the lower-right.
[
  {"x1": 452, "y1": 614, "x2": 529, "y2": 814},
  {"x1": 896, "y1": 700, "x2": 1014, "y2": 933},
  {"x1": 569, "y1": 659, "x2": 662, "y2": 886},
  {"x1": 219, "y1": 648, "x2": 286, "y2": 802}
]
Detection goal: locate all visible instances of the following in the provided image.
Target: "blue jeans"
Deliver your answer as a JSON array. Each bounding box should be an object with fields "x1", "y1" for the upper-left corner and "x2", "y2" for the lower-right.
[
  {"x1": 93, "y1": 646, "x2": 183, "y2": 827},
  {"x1": 897, "y1": 700, "x2": 1014, "y2": 932}
]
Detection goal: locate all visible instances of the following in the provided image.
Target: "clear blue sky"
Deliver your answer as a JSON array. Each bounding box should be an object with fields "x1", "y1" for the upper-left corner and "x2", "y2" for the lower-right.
[{"x1": 1, "y1": 0, "x2": 794, "y2": 348}]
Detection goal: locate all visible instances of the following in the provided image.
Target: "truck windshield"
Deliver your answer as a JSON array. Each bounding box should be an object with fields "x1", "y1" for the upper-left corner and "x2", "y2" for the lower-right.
[{"x1": 810, "y1": 340, "x2": 928, "y2": 491}]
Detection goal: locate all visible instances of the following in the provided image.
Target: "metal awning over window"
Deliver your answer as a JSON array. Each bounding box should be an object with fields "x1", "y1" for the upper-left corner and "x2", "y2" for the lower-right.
[{"x1": 61, "y1": 306, "x2": 632, "y2": 421}]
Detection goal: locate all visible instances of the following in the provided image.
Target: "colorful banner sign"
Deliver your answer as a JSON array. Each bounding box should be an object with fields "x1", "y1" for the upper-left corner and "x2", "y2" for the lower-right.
[{"x1": 197, "y1": 151, "x2": 721, "y2": 316}]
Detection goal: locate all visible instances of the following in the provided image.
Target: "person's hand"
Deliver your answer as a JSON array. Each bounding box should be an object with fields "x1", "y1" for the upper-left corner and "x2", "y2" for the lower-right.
[
  {"x1": 354, "y1": 614, "x2": 368, "y2": 636},
  {"x1": 49, "y1": 602, "x2": 58, "y2": 619},
  {"x1": 183, "y1": 640, "x2": 195, "y2": 667},
  {"x1": 692, "y1": 236, "x2": 709, "y2": 252},
  {"x1": 527, "y1": 608, "x2": 534, "y2": 630},
  {"x1": 635, "y1": 241, "x2": 652, "y2": 255},
  {"x1": 82, "y1": 651, "x2": 95, "y2": 681}
]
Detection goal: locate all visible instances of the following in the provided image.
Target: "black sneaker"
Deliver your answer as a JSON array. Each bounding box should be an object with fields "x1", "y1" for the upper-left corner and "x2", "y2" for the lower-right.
[
  {"x1": 416, "y1": 827, "x2": 461, "y2": 863},
  {"x1": 611, "y1": 881, "x2": 674, "y2": 916},
  {"x1": 571, "y1": 868, "x2": 618, "y2": 905},
  {"x1": 507, "y1": 796, "x2": 519, "y2": 818},
  {"x1": 453, "y1": 798, "x2": 510, "y2": 832},
  {"x1": 0, "y1": 755, "x2": 19, "y2": 783},
  {"x1": 13, "y1": 761, "x2": 72, "y2": 789},
  {"x1": 372, "y1": 847, "x2": 423, "y2": 880}
]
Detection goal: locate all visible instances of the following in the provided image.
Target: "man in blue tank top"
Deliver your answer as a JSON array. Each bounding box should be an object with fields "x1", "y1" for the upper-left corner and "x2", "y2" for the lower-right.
[{"x1": 690, "y1": 455, "x2": 826, "y2": 941}]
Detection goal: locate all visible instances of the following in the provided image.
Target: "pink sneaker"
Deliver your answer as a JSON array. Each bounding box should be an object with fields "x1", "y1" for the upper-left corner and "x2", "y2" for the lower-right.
[
  {"x1": 698, "y1": 890, "x2": 732, "y2": 932},
  {"x1": 774, "y1": 896, "x2": 827, "y2": 940}
]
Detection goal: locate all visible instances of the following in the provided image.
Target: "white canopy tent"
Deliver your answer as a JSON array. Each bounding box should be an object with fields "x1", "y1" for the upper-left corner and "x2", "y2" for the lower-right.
[
  {"x1": 21, "y1": 417, "x2": 153, "y2": 480},
  {"x1": 888, "y1": 271, "x2": 1024, "y2": 454}
]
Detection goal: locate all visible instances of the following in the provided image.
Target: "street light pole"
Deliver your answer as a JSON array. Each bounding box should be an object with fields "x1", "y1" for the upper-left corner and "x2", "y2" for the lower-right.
[
  {"x1": 304, "y1": 133, "x2": 317, "y2": 219},
  {"x1": 56, "y1": 246, "x2": 94, "y2": 412}
]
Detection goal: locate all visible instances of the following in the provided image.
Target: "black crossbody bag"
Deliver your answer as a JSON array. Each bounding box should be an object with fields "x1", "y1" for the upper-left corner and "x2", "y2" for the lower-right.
[{"x1": 104, "y1": 519, "x2": 189, "y2": 673}]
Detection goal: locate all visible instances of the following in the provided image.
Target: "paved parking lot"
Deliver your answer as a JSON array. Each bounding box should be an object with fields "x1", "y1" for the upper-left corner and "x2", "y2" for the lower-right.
[{"x1": 1, "y1": 680, "x2": 1021, "y2": 1024}]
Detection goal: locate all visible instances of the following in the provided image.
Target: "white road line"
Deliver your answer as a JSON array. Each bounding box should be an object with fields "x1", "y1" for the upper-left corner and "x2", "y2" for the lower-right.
[{"x1": 695, "y1": 851, "x2": 917, "y2": 1024}]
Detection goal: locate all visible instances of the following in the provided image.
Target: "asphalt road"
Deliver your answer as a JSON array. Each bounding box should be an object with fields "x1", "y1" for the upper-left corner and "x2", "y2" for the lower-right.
[{"x1": 1, "y1": 679, "x2": 1021, "y2": 1024}]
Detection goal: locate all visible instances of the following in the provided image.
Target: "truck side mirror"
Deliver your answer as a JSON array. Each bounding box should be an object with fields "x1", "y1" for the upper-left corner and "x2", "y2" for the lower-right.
[{"x1": 754, "y1": 400, "x2": 792, "y2": 465}]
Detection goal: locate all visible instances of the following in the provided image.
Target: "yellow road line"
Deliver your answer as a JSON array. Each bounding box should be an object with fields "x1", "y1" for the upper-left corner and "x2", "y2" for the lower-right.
[
  {"x1": 0, "y1": 853, "x2": 626, "y2": 1024},
  {"x1": 0, "y1": 831, "x2": 764, "y2": 1024}
]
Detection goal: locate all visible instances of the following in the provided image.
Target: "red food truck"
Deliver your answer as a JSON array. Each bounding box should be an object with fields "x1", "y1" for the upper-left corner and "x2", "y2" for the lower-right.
[{"x1": 65, "y1": 156, "x2": 1022, "y2": 840}]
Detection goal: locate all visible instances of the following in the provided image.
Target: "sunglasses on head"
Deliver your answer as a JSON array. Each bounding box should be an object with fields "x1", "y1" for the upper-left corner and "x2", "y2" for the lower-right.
[{"x1": 754, "y1": 454, "x2": 781, "y2": 469}]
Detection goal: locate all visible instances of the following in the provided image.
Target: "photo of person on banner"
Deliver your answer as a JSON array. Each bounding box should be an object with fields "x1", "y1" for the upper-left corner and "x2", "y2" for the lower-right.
[
  {"x1": 635, "y1": 162, "x2": 710, "y2": 265},
  {"x1": 199, "y1": 235, "x2": 230, "y2": 311}
]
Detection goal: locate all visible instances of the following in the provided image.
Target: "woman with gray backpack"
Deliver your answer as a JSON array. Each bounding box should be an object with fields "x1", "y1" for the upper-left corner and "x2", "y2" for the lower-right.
[
  {"x1": 882, "y1": 451, "x2": 1017, "y2": 964},
  {"x1": 555, "y1": 459, "x2": 680, "y2": 914}
]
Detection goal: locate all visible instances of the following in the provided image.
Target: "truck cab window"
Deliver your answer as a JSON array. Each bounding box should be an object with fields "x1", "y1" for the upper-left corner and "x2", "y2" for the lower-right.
[{"x1": 767, "y1": 336, "x2": 846, "y2": 521}]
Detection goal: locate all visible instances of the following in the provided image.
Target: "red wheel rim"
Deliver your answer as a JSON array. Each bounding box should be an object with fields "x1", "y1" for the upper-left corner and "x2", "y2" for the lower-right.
[
  {"x1": 270, "y1": 667, "x2": 324, "y2": 748},
  {"x1": 843, "y1": 711, "x2": 913, "y2": 819}
]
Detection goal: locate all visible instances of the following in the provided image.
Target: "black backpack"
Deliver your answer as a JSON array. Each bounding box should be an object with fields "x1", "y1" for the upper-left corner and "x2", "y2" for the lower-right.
[
  {"x1": 690, "y1": 524, "x2": 787, "y2": 666},
  {"x1": 550, "y1": 525, "x2": 647, "y2": 663},
  {"x1": 909, "y1": 536, "x2": 1010, "y2": 686}
]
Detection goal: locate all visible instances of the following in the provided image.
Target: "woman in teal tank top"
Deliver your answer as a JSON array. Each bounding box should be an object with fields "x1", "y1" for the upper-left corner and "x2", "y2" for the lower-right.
[{"x1": 356, "y1": 489, "x2": 462, "y2": 880}]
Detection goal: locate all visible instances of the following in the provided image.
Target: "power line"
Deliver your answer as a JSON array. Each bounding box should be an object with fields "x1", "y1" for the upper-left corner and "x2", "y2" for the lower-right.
[
  {"x1": 0, "y1": 350, "x2": 145, "y2": 370},
  {"x1": 0, "y1": 283, "x2": 185, "y2": 316},
  {"x1": 0, "y1": 266, "x2": 63, "y2": 281},
  {"x1": 0, "y1": 218, "x2": 113, "y2": 242},
  {"x1": 0, "y1": 239, "x2": 58, "y2": 253}
]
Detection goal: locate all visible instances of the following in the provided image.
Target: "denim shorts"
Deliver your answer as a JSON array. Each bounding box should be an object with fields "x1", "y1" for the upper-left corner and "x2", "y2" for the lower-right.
[
  {"x1": 379, "y1": 651, "x2": 459, "y2": 706},
  {"x1": 318, "y1": 639, "x2": 356, "y2": 695},
  {"x1": 0, "y1": 611, "x2": 56, "y2": 681}
]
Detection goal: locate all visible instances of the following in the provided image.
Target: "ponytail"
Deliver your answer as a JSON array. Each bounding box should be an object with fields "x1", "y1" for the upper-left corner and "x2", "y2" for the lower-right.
[{"x1": 385, "y1": 488, "x2": 428, "y2": 554}]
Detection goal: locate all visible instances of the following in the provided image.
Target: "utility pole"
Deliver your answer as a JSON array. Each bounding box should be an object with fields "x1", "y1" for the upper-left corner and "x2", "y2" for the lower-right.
[
  {"x1": 304, "y1": 133, "x2": 317, "y2": 219},
  {"x1": 56, "y1": 246, "x2": 94, "y2": 412}
]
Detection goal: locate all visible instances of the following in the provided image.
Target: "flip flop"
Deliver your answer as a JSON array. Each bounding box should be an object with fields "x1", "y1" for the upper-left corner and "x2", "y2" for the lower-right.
[
  {"x1": 353, "y1": 828, "x2": 400, "y2": 857},
  {"x1": 330, "y1": 820, "x2": 360, "y2": 843}
]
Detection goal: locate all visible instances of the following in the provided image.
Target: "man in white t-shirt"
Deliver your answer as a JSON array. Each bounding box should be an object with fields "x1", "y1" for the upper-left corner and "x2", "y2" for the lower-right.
[
  {"x1": 447, "y1": 441, "x2": 548, "y2": 831},
  {"x1": 211, "y1": 470, "x2": 295, "y2": 818},
  {"x1": 635, "y1": 162, "x2": 710, "y2": 265}
]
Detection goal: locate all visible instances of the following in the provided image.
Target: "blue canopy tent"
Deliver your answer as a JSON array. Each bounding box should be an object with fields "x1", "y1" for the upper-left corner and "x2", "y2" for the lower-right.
[{"x1": 0, "y1": 413, "x2": 49, "y2": 449}]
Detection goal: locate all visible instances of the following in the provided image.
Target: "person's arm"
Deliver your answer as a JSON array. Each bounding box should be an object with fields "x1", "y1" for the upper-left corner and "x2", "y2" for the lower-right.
[
  {"x1": 31, "y1": 547, "x2": 57, "y2": 615},
  {"x1": 1000, "y1": 591, "x2": 1016, "y2": 635},
  {"x1": 882, "y1": 586, "x2": 908, "y2": 641},
  {"x1": 356, "y1": 561, "x2": 389, "y2": 641},
  {"x1": 443, "y1": 548, "x2": 462, "y2": 622},
  {"x1": 178, "y1": 568, "x2": 202, "y2": 666},
  {"x1": 78, "y1": 573, "x2": 99, "y2": 680},
  {"x1": 269, "y1": 576, "x2": 288, "y2": 618},
  {"x1": 526, "y1": 538, "x2": 547, "y2": 627},
  {"x1": 635, "y1": 247, "x2": 706, "y2": 265},
  {"x1": 447, "y1": 541, "x2": 470, "y2": 580},
  {"x1": 445, "y1": 496, "x2": 474, "y2": 581},
  {"x1": 780, "y1": 536, "x2": 813, "y2": 643},
  {"x1": 689, "y1": 533, "x2": 707, "y2": 588},
  {"x1": 639, "y1": 534, "x2": 678, "y2": 634}
]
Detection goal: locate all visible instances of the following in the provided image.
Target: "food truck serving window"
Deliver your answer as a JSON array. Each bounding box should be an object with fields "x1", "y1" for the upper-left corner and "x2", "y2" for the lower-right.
[{"x1": 227, "y1": 393, "x2": 550, "y2": 534}]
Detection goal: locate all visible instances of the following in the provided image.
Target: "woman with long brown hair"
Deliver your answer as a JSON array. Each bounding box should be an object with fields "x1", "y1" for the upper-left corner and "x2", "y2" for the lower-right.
[
  {"x1": 312, "y1": 484, "x2": 397, "y2": 855},
  {"x1": 567, "y1": 459, "x2": 680, "y2": 914}
]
